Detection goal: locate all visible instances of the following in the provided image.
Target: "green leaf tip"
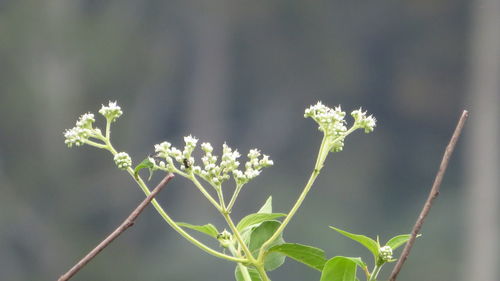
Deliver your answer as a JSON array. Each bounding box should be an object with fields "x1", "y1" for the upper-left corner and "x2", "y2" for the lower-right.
[
  {"x1": 329, "y1": 226, "x2": 379, "y2": 259},
  {"x1": 385, "y1": 234, "x2": 422, "y2": 250},
  {"x1": 267, "y1": 243, "x2": 327, "y2": 271},
  {"x1": 134, "y1": 157, "x2": 156, "y2": 180},
  {"x1": 237, "y1": 213, "x2": 286, "y2": 232},
  {"x1": 258, "y1": 196, "x2": 273, "y2": 214},
  {"x1": 177, "y1": 222, "x2": 219, "y2": 239}
]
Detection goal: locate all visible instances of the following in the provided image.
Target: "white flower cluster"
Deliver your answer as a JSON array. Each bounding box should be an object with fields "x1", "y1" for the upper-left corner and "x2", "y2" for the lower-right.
[
  {"x1": 153, "y1": 136, "x2": 273, "y2": 186},
  {"x1": 114, "y1": 152, "x2": 132, "y2": 170},
  {"x1": 304, "y1": 102, "x2": 347, "y2": 136},
  {"x1": 304, "y1": 102, "x2": 376, "y2": 152},
  {"x1": 63, "y1": 113, "x2": 96, "y2": 147},
  {"x1": 379, "y1": 245, "x2": 393, "y2": 262},
  {"x1": 99, "y1": 101, "x2": 123, "y2": 122},
  {"x1": 351, "y1": 108, "x2": 377, "y2": 133}
]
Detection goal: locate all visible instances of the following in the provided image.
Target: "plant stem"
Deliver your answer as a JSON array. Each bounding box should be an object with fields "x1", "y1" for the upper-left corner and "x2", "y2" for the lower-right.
[
  {"x1": 368, "y1": 264, "x2": 382, "y2": 281},
  {"x1": 104, "y1": 142, "x2": 244, "y2": 263},
  {"x1": 227, "y1": 183, "x2": 243, "y2": 211},
  {"x1": 257, "y1": 126, "x2": 360, "y2": 262},
  {"x1": 222, "y1": 212, "x2": 257, "y2": 264},
  {"x1": 255, "y1": 264, "x2": 271, "y2": 281},
  {"x1": 228, "y1": 245, "x2": 253, "y2": 281},
  {"x1": 257, "y1": 135, "x2": 328, "y2": 261},
  {"x1": 189, "y1": 174, "x2": 222, "y2": 211}
]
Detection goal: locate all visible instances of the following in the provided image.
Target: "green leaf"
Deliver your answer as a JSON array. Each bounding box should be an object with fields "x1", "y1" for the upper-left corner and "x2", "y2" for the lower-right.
[
  {"x1": 249, "y1": 221, "x2": 286, "y2": 271},
  {"x1": 385, "y1": 234, "x2": 421, "y2": 250},
  {"x1": 320, "y1": 256, "x2": 357, "y2": 281},
  {"x1": 177, "y1": 222, "x2": 219, "y2": 239},
  {"x1": 258, "y1": 196, "x2": 273, "y2": 213},
  {"x1": 134, "y1": 157, "x2": 156, "y2": 180},
  {"x1": 342, "y1": 257, "x2": 367, "y2": 269},
  {"x1": 237, "y1": 213, "x2": 286, "y2": 232},
  {"x1": 235, "y1": 266, "x2": 262, "y2": 281},
  {"x1": 267, "y1": 243, "x2": 327, "y2": 271},
  {"x1": 329, "y1": 226, "x2": 379, "y2": 259}
]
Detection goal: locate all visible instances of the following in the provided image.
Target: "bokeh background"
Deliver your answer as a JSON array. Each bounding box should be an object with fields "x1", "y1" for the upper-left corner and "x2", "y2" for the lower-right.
[{"x1": 0, "y1": 1, "x2": 498, "y2": 281}]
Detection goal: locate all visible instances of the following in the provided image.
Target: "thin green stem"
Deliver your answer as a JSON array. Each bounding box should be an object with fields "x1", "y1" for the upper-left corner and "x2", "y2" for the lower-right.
[
  {"x1": 255, "y1": 264, "x2": 271, "y2": 281},
  {"x1": 257, "y1": 135, "x2": 328, "y2": 262},
  {"x1": 368, "y1": 264, "x2": 382, "y2": 281},
  {"x1": 257, "y1": 126, "x2": 360, "y2": 262},
  {"x1": 227, "y1": 183, "x2": 243, "y2": 211},
  {"x1": 84, "y1": 139, "x2": 107, "y2": 149},
  {"x1": 189, "y1": 174, "x2": 222, "y2": 211},
  {"x1": 222, "y1": 212, "x2": 257, "y2": 264},
  {"x1": 105, "y1": 119, "x2": 111, "y2": 140},
  {"x1": 228, "y1": 244, "x2": 252, "y2": 281}
]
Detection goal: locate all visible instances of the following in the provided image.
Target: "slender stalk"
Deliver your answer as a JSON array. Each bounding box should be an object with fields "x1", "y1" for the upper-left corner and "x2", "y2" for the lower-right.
[
  {"x1": 257, "y1": 126, "x2": 360, "y2": 262},
  {"x1": 228, "y1": 244, "x2": 252, "y2": 281},
  {"x1": 216, "y1": 184, "x2": 227, "y2": 209},
  {"x1": 257, "y1": 135, "x2": 328, "y2": 261},
  {"x1": 368, "y1": 264, "x2": 382, "y2": 281},
  {"x1": 255, "y1": 264, "x2": 271, "y2": 281},
  {"x1": 222, "y1": 212, "x2": 257, "y2": 263},
  {"x1": 227, "y1": 183, "x2": 243, "y2": 211},
  {"x1": 189, "y1": 174, "x2": 222, "y2": 211},
  {"x1": 83, "y1": 139, "x2": 107, "y2": 149}
]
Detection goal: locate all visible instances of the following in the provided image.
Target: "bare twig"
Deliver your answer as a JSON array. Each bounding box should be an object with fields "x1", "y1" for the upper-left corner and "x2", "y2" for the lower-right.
[
  {"x1": 58, "y1": 173, "x2": 175, "y2": 281},
  {"x1": 388, "y1": 110, "x2": 468, "y2": 281}
]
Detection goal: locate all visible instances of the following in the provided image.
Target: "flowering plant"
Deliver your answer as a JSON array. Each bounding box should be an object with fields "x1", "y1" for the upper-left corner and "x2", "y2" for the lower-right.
[{"x1": 62, "y1": 101, "x2": 416, "y2": 281}]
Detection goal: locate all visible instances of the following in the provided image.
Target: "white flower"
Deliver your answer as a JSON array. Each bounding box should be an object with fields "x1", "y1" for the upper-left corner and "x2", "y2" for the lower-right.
[
  {"x1": 184, "y1": 135, "x2": 198, "y2": 148},
  {"x1": 351, "y1": 108, "x2": 376, "y2": 133},
  {"x1": 114, "y1": 152, "x2": 132, "y2": 170},
  {"x1": 75, "y1": 113, "x2": 95, "y2": 129},
  {"x1": 259, "y1": 155, "x2": 274, "y2": 166},
  {"x1": 99, "y1": 101, "x2": 123, "y2": 122},
  {"x1": 201, "y1": 142, "x2": 213, "y2": 153},
  {"x1": 64, "y1": 127, "x2": 90, "y2": 147}
]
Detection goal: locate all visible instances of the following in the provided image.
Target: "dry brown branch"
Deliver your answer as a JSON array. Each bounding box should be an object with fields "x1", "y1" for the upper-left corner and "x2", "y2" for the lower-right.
[
  {"x1": 57, "y1": 173, "x2": 175, "y2": 281},
  {"x1": 388, "y1": 110, "x2": 468, "y2": 281}
]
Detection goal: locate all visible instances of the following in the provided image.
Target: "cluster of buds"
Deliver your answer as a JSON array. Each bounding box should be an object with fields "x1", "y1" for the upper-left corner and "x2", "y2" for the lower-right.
[
  {"x1": 63, "y1": 113, "x2": 97, "y2": 147},
  {"x1": 378, "y1": 245, "x2": 393, "y2": 262},
  {"x1": 216, "y1": 229, "x2": 234, "y2": 248},
  {"x1": 64, "y1": 101, "x2": 124, "y2": 147},
  {"x1": 351, "y1": 108, "x2": 377, "y2": 133},
  {"x1": 114, "y1": 152, "x2": 132, "y2": 170},
  {"x1": 98, "y1": 101, "x2": 123, "y2": 123},
  {"x1": 304, "y1": 102, "x2": 376, "y2": 152},
  {"x1": 153, "y1": 137, "x2": 273, "y2": 187},
  {"x1": 233, "y1": 149, "x2": 273, "y2": 185}
]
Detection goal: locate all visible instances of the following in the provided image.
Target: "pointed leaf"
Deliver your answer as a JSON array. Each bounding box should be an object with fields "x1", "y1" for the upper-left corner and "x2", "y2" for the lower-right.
[
  {"x1": 386, "y1": 234, "x2": 421, "y2": 250},
  {"x1": 134, "y1": 157, "x2": 156, "y2": 180},
  {"x1": 177, "y1": 222, "x2": 219, "y2": 239},
  {"x1": 237, "y1": 213, "x2": 286, "y2": 232},
  {"x1": 258, "y1": 196, "x2": 273, "y2": 213},
  {"x1": 267, "y1": 243, "x2": 327, "y2": 271},
  {"x1": 235, "y1": 266, "x2": 262, "y2": 281},
  {"x1": 320, "y1": 256, "x2": 357, "y2": 281},
  {"x1": 341, "y1": 257, "x2": 367, "y2": 270},
  {"x1": 329, "y1": 226, "x2": 379, "y2": 258},
  {"x1": 249, "y1": 221, "x2": 286, "y2": 271}
]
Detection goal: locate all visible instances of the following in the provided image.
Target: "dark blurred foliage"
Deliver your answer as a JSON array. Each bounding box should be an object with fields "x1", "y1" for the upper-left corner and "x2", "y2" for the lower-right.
[{"x1": 0, "y1": 1, "x2": 493, "y2": 281}]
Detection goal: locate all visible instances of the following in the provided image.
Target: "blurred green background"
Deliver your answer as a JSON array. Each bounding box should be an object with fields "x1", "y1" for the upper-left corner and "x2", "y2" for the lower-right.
[{"x1": 0, "y1": 1, "x2": 498, "y2": 281}]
